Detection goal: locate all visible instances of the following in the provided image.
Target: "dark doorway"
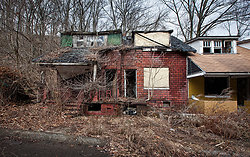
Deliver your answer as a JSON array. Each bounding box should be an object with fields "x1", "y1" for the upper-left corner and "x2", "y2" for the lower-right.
[
  {"x1": 237, "y1": 78, "x2": 248, "y2": 106},
  {"x1": 105, "y1": 69, "x2": 117, "y2": 97},
  {"x1": 224, "y1": 41, "x2": 232, "y2": 53},
  {"x1": 125, "y1": 70, "x2": 136, "y2": 98}
]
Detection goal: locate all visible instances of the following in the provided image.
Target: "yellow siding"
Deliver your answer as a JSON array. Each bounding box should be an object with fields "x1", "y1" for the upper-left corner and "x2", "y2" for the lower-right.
[
  {"x1": 188, "y1": 76, "x2": 204, "y2": 98},
  {"x1": 188, "y1": 77, "x2": 238, "y2": 115},
  {"x1": 203, "y1": 101, "x2": 237, "y2": 115},
  {"x1": 243, "y1": 100, "x2": 250, "y2": 113},
  {"x1": 189, "y1": 77, "x2": 237, "y2": 100},
  {"x1": 188, "y1": 100, "x2": 237, "y2": 115},
  {"x1": 230, "y1": 78, "x2": 237, "y2": 101}
]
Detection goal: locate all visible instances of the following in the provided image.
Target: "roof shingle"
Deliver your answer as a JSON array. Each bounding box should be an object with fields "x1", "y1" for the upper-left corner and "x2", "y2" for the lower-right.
[{"x1": 189, "y1": 46, "x2": 250, "y2": 73}]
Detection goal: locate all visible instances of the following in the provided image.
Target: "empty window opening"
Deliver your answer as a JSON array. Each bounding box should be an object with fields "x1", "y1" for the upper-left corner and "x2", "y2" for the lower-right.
[
  {"x1": 163, "y1": 101, "x2": 170, "y2": 107},
  {"x1": 125, "y1": 69, "x2": 137, "y2": 98},
  {"x1": 214, "y1": 48, "x2": 222, "y2": 53},
  {"x1": 203, "y1": 48, "x2": 211, "y2": 54},
  {"x1": 205, "y1": 77, "x2": 228, "y2": 96},
  {"x1": 105, "y1": 69, "x2": 117, "y2": 97},
  {"x1": 77, "y1": 41, "x2": 84, "y2": 47},
  {"x1": 203, "y1": 41, "x2": 211, "y2": 54},
  {"x1": 88, "y1": 103, "x2": 101, "y2": 111}
]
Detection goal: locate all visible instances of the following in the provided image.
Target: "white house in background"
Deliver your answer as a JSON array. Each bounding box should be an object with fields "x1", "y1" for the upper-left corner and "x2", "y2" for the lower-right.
[
  {"x1": 186, "y1": 36, "x2": 239, "y2": 54},
  {"x1": 238, "y1": 39, "x2": 250, "y2": 49}
]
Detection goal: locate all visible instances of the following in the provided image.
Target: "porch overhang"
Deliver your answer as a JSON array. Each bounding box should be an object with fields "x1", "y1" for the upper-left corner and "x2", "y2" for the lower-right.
[
  {"x1": 187, "y1": 72, "x2": 206, "y2": 78},
  {"x1": 204, "y1": 72, "x2": 250, "y2": 77},
  {"x1": 188, "y1": 72, "x2": 250, "y2": 78}
]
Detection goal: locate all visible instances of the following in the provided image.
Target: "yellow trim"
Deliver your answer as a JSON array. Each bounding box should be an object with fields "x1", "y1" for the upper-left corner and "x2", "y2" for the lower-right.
[{"x1": 188, "y1": 76, "x2": 204, "y2": 98}]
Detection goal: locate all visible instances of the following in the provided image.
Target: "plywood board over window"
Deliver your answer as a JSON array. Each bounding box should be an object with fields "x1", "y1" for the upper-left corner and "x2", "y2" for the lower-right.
[{"x1": 144, "y1": 68, "x2": 169, "y2": 89}]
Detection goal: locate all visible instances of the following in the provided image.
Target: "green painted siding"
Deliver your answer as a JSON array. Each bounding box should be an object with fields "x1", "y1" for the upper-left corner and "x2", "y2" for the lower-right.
[
  {"x1": 61, "y1": 35, "x2": 73, "y2": 47},
  {"x1": 107, "y1": 34, "x2": 121, "y2": 46}
]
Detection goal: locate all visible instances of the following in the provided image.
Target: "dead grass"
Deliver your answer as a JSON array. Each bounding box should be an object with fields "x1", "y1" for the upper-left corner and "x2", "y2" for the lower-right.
[{"x1": 0, "y1": 103, "x2": 249, "y2": 156}]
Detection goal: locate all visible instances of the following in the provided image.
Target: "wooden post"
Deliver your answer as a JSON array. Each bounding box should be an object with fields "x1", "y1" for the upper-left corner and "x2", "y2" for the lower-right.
[{"x1": 93, "y1": 63, "x2": 97, "y2": 82}]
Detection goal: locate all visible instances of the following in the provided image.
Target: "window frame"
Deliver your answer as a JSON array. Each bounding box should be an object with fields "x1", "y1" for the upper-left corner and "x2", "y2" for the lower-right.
[
  {"x1": 204, "y1": 77, "x2": 230, "y2": 98},
  {"x1": 214, "y1": 41, "x2": 222, "y2": 54},
  {"x1": 203, "y1": 40, "x2": 211, "y2": 54}
]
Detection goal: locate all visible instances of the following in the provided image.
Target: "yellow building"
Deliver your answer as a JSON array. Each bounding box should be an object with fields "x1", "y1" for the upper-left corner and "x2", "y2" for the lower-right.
[{"x1": 187, "y1": 37, "x2": 250, "y2": 115}]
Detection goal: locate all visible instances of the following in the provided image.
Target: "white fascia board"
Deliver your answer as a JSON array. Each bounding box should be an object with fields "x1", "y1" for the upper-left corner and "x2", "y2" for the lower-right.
[
  {"x1": 187, "y1": 71, "x2": 206, "y2": 78},
  {"x1": 205, "y1": 72, "x2": 250, "y2": 77}
]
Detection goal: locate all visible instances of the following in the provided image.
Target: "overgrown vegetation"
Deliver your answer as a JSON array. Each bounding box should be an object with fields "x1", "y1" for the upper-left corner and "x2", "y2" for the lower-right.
[
  {"x1": 0, "y1": 103, "x2": 249, "y2": 156},
  {"x1": 0, "y1": 66, "x2": 31, "y2": 105}
]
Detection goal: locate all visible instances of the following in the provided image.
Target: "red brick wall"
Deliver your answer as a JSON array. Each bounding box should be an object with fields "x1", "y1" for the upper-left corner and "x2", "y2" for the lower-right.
[{"x1": 104, "y1": 49, "x2": 188, "y2": 107}]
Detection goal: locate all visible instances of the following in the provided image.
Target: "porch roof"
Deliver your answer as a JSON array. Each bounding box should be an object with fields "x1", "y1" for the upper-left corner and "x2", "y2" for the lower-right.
[{"x1": 188, "y1": 46, "x2": 250, "y2": 78}]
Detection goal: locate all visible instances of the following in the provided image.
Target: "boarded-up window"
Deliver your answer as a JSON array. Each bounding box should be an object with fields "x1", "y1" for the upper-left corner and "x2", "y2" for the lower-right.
[{"x1": 144, "y1": 68, "x2": 169, "y2": 88}]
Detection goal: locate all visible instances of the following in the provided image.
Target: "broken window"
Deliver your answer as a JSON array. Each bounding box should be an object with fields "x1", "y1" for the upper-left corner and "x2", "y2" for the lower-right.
[
  {"x1": 105, "y1": 69, "x2": 117, "y2": 97},
  {"x1": 205, "y1": 77, "x2": 228, "y2": 96},
  {"x1": 125, "y1": 69, "x2": 137, "y2": 98},
  {"x1": 144, "y1": 68, "x2": 169, "y2": 89}
]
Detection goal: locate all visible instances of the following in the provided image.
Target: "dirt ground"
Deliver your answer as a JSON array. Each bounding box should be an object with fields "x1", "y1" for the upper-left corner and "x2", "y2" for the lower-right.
[{"x1": 0, "y1": 103, "x2": 249, "y2": 156}]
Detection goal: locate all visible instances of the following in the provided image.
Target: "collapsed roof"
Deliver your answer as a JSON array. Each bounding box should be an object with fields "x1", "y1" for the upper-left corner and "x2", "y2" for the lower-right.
[
  {"x1": 32, "y1": 48, "x2": 91, "y2": 65},
  {"x1": 33, "y1": 30, "x2": 196, "y2": 65}
]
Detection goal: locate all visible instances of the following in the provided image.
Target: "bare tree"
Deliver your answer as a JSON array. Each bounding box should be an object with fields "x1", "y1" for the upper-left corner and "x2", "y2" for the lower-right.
[
  {"x1": 104, "y1": 0, "x2": 167, "y2": 34},
  {"x1": 223, "y1": 0, "x2": 250, "y2": 38},
  {"x1": 161, "y1": 0, "x2": 237, "y2": 41}
]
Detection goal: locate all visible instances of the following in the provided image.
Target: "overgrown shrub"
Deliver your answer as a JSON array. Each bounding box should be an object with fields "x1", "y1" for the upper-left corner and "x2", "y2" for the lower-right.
[{"x1": 0, "y1": 66, "x2": 30, "y2": 104}]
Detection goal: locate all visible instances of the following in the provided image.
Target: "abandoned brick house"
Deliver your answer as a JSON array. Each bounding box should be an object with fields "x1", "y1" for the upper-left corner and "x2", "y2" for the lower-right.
[
  {"x1": 33, "y1": 30, "x2": 196, "y2": 115},
  {"x1": 187, "y1": 36, "x2": 250, "y2": 114}
]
